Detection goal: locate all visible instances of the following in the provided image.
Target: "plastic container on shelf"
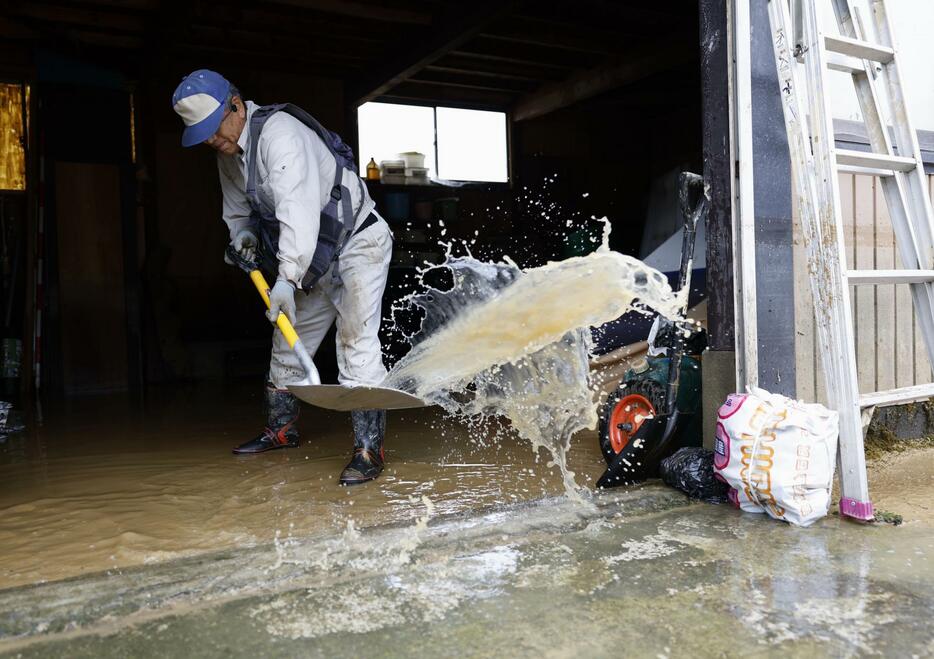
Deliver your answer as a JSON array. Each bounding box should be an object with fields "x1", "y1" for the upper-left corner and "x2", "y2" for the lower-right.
[
  {"x1": 380, "y1": 159, "x2": 405, "y2": 179},
  {"x1": 397, "y1": 152, "x2": 426, "y2": 169}
]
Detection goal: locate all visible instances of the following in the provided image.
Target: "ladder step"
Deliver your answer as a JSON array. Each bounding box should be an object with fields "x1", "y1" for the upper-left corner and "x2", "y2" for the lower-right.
[
  {"x1": 825, "y1": 52, "x2": 867, "y2": 75},
  {"x1": 824, "y1": 34, "x2": 895, "y2": 64},
  {"x1": 835, "y1": 149, "x2": 916, "y2": 172},
  {"x1": 847, "y1": 269, "x2": 934, "y2": 285},
  {"x1": 860, "y1": 383, "x2": 934, "y2": 409},
  {"x1": 836, "y1": 164, "x2": 894, "y2": 178}
]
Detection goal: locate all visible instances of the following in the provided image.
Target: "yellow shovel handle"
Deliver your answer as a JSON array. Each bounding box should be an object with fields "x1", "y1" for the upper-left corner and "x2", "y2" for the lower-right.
[
  {"x1": 247, "y1": 269, "x2": 319, "y2": 384},
  {"x1": 249, "y1": 270, "x2": 300, "y2": 348}
]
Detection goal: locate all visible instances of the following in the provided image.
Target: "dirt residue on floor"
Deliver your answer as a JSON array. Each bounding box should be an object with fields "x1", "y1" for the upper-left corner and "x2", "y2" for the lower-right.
[{"x1": 866, "y1": 446, "x2": 934, "y2": 525}]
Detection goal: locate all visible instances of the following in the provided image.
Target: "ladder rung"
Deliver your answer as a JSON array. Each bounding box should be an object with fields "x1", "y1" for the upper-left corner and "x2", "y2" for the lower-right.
[
  {"x1": 826, "y1": 52, "x2": 866, "y2": 75},
  {"x1": 836, "y1": 149, "x2": 916, "y2": 172},
  {"x1": 824, "y1": 34, "x2": 894, "y2": 64},
  {"x1": 860, "y1": 383, "x2": 934, "y2": 409},
  {"x1": 836, "y1": 165, "x2": 894, "y2": 178},
  {"x1": 847, "y1": 269, "x2": 934, "y2": 285}
]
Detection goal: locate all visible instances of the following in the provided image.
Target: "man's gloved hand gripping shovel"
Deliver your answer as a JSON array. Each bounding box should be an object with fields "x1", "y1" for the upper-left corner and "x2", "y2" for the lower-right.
[
  {"x1": 226, "y1": 245, "x2": 320, "y2": 386},
  {"x1": 226, "y1": 245, "x2": 427, "y2": 411}
]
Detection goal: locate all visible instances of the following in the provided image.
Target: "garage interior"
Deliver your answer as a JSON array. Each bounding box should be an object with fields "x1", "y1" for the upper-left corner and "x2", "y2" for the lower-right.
[
  {"x1": 0, "y1": 0, "x2": 703, "y2": 398},
  {"x1": 0, "y1": 0, "x2": 712, "y2": 594}
]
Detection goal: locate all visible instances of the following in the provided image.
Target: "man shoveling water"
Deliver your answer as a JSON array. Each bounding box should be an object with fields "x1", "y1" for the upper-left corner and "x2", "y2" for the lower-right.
[{"x1": 171, "y1": 69, "x2": 392, "y2": 485}]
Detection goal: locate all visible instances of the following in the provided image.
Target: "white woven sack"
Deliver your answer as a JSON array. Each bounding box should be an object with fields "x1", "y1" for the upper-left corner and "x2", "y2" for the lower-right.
[{"x1": 713, "y1": 387, "x2": 839, "y2": 527}]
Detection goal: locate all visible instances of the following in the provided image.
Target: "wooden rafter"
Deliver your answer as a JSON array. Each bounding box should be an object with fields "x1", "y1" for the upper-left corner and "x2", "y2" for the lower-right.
[
  {"x1": 512, "y1": 42, "x2": 695, "y2": 122},
  {"x1": 347, "y1": 0, "x2": 523, "y2": 106}
]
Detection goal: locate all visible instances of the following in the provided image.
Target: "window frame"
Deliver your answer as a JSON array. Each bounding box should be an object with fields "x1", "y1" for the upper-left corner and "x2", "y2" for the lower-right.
[
  {"x1": 0, "y1": 79, "x2": 30, "y2": 194},
  {"x1": 355, "y1": 99, "x2": 512, "y2": 189}
]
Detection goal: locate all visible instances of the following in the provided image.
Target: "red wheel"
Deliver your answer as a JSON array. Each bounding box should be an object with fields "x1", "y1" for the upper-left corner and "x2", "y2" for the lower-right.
[
  {"x1": 608, "y1": 394, "x2": 655, "y2": 454},
  {"x1": 599, "y1": 380, "x2": 665, "y2": 465}
]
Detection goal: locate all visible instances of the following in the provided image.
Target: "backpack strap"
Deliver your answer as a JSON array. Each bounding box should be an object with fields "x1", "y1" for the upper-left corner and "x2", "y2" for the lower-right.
[{"x1": 244, "y1": 103, "x2": 367, "y2": 290}]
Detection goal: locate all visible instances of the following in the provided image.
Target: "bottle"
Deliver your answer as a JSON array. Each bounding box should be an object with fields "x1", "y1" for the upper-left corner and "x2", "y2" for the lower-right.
[{"x1": 366, "y1": 157, "x2": 380, "y2": 181}]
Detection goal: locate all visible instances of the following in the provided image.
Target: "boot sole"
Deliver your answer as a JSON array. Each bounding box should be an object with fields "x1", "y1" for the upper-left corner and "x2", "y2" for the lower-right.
[
  {"x1": 231, "y1": 442, "x2": 300, "y2": 455},
  {"x1": 338, "y1": 476, "x2": 377, "y2": 486}
]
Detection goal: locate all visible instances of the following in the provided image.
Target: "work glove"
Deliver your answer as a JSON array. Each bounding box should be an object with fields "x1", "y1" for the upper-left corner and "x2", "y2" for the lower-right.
[
  {"x1": 224, "y1": 228, "x2": 258, "y2": 265},
  {"x1": 267, "y1": 278, "x2": 297, "y2": 325}
]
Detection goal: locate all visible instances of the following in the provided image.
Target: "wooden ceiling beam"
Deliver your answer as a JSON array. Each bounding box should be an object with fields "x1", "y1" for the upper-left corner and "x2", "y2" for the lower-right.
[
  {"x1": 430, "y1": 54, "x2": 566, "y2": 81},
  {"x1": 477, "y1": 27, "x2": 627, "y2": 57},
  {"x1": 405, "y1": 76, "x2": 527, "y2": 94},
  {"x1": 259, "y1": 0, "x2": 432, "y2": 25},
  {"x1": 424, "y1": 64, "x2": 542, "y2": 84},
  {"x1": 446, "y1": 50, "x2": 573, "y2": 75},
  {"x1": 348, "y1": 0, "x2": 523, "y2": 106},
  {"x1": 455, "y1": 38, "x2": 597, "y2": 71},
  {"x1": 7, "y1": 3, "x2": 145, "y2": 34},
  {"x1": 379, "y1": 83, "x2": 515, "y2": 109},
  {"x1": 512, "y1": 43, "x2": 695, "y2": 122}
]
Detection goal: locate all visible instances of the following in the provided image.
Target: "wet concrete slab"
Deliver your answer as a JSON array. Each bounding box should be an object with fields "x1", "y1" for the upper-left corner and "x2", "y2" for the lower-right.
[
  {"x1": 1, "y1": 480, "x2": 932, "y2": 658},
  {"x1": 2, "y1": 384, "x2": 933, "y2": 657}
]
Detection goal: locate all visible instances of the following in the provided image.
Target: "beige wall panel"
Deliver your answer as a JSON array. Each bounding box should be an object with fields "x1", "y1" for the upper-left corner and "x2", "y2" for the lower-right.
[
  {"x1": 874, "y1": 179, "x2": 896, "y2": 393},
  {"x1": 793, "y1": 173, "x2": 934, "y2": 402}
]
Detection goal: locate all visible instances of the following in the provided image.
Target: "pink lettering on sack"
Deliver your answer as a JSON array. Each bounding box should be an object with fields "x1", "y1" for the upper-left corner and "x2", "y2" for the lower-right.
[
  {"x1": 718, "y1": 393, "x2": 748, "y2": 420},
  {"x1": 714, "y1": 422, "x2": 730, "y2": 470}
]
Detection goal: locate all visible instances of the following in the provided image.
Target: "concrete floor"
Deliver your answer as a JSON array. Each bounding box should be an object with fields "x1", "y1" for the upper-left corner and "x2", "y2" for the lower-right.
[{"x1": 1, "y1": 384, "x2": 932, "y2": 657}]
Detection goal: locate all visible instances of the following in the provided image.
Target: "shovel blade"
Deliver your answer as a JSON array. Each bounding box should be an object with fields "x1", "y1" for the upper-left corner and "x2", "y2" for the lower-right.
[{"x1": 288, "y1": 383, "x2": 429, "y2": 411}]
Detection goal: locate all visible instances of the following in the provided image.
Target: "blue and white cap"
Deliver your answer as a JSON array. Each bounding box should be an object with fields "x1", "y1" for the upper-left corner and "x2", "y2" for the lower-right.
[{"x1": 171, "y1": 69, "x2": 231, "y2": 147}]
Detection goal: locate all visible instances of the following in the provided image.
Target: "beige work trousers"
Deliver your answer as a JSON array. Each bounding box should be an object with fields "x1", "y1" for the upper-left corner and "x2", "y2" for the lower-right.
[{"x1": 268, "y1": 217, "x2": 393, "y2": 388}]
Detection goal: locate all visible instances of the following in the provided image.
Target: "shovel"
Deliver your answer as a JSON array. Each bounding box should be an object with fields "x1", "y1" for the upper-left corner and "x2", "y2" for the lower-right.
[{"x1": 227, "y1": 245, "x2": 427, "y2": 411}]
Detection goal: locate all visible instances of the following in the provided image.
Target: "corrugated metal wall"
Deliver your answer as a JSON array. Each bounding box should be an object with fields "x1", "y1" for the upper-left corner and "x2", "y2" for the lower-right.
[{"x1": 794, "y1": 173, "x2": 934, "y2": 403}]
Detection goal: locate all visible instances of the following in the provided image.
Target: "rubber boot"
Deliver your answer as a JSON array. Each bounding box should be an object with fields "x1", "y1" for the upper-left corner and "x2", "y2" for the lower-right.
[
  {"x1": 339, "y1": 409, "x2": 386, "y2": 485},
  {"x1": 232, "y1": 384, "x2": 300, "y2": 454}
]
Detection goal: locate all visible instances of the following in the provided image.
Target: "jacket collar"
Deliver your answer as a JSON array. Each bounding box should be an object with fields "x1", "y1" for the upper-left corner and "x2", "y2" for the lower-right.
[{"x1": 236, "y1": 100, "x2": 259, "y2": 161}]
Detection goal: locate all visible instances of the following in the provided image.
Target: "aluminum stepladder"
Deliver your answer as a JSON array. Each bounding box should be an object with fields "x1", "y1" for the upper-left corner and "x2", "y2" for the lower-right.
[{"x1": 765, "y1": 0, "x2": 934, "y2": 521}]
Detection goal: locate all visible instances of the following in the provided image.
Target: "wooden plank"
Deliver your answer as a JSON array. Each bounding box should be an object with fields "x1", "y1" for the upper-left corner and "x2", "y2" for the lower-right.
[
  {"x1": 54, "y1": 162, "x2": 128, "y2": 393},
  {"x1": 874, "y1": 177, "x2": 897, "y2": 393},
  {"x1": 424, "y1": 63, "x2": 544, "y2": 84},
  {"x1": 854, "y1": 175, "x2": 875, "y2": 394},
  {"x1": 700, "y1": 0, "x2": 734, "y2": 354},
  {"x1": 448, "y1": 48, "x2": 576, "y2": 73},
  {"x1": 917, "y1": 175, "x2": 934, "y2": 384},
  {"x1": 265, "y1": 0, "x2": 431, "y2": 25},
  {"x1": 511, "y1": 43, "x2": 694, "y2": 122},
  {"x1": 895, "y1": 263, "x2": 915, "y2": 389},
  {"x1": 349, "y1": 1, "x2": 520, "y2": 105}
]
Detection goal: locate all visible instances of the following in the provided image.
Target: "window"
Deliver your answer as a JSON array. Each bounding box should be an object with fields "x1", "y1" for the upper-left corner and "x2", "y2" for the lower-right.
[
  {"x1": 357, "y1": 102, "x2": 508, "y2": 183},
  {"x1": 0, "y1": 83, "x2": 29, "y2": 191}
]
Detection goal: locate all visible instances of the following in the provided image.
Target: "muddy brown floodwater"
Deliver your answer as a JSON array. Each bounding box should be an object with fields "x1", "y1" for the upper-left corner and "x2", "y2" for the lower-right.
[{"x1": 0, "y1": 382, "x2": 609, "y2": 590}]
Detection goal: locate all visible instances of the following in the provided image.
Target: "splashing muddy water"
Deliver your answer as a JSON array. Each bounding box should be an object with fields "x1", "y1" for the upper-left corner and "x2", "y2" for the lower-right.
[{"x1": 384, "y1": 231, "x2": 683, "y2": 494}]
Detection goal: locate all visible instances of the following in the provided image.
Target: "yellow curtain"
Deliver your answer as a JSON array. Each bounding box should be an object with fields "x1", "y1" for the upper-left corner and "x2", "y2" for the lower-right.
[{"x1": 0, "y1": 83, "x2": 26, "y2": 191}]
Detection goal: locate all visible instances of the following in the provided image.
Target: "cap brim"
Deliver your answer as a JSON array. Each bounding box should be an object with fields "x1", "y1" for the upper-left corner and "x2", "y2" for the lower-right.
[{"x1": 180, "y1": 104, "x2": 226, "y2": 147}]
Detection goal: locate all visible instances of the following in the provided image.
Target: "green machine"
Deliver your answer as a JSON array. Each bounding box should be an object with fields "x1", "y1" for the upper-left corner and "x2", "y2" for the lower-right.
[{"x1": 596, "y1": 173, "x2": 708, "y2": 488}]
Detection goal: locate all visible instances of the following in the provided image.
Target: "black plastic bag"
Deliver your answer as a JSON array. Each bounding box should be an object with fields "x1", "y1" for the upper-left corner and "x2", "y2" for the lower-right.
[{"x1": 659, "y1": 447, "x2": 729, "y2": 504}]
